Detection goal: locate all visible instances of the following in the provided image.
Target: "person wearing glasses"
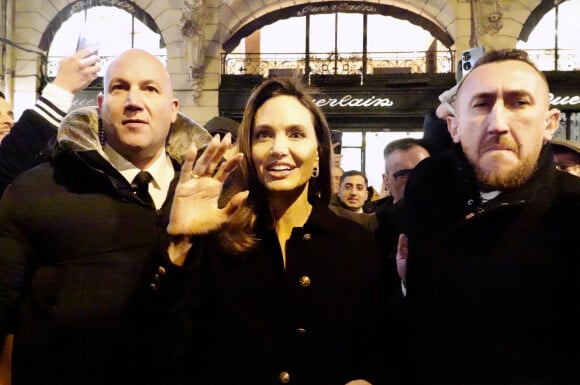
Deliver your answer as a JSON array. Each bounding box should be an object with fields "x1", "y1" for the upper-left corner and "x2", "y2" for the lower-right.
[
  {"x1": 381, "y1": 138, "x2": 431, "y2": 205},
  {"x1": 367, "y1": 138, "x2": 430, "y2": 216},
  {"x1": 371, "y1": 138, "x2": 431, "y2": 334}
]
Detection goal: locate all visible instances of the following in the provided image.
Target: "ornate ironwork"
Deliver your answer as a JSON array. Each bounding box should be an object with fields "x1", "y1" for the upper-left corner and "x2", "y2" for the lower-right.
[
  {"x1": 222, "y1": 51, "x2": 455, "y2": 77},
  {"x1": 46, "y1": 49, "x2": 580, "y2": 87},
  {"x1": 47, "y1": 55, "x2": 167, "y2": 82}
]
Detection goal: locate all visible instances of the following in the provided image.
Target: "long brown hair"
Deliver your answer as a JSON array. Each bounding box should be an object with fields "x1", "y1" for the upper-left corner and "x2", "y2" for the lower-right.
[{"x1": 218, "y1": 77, "x2": 332, "y2": 256}]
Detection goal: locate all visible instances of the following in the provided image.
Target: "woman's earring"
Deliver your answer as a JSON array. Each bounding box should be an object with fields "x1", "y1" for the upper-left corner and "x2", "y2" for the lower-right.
[{"x1": 311, "y1": 160, "x2": 320, "y2": 178}]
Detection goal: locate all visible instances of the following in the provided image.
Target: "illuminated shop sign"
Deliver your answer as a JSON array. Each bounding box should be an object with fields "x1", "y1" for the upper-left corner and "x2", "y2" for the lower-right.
[
  {"x1": 311, "y1": 93, "x2": 580, "y2": 109},
  {"x1": 314, "y1": 95, "x2": 394, "y2": 108},
  {"x1": 549, "y1": 93, "x2": 580, "y2": 106}
]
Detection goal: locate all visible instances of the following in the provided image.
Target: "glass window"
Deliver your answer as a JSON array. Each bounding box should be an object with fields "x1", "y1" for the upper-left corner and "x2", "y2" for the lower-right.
[
  {"x1": 48, "y1": 6, "x2": 166, "y2": 77},
  {"x1": 261, "y1": 17, "x2": 306, "y2": 53},
  {"x1": 517, "y1": 0, "x2": 580, "y2": 71},
  {"x1": 337, "y1": 13, "x2": 363, "y2": 53},
  {"x1": 309, "y1": 14, "x2": 336, "y2": 55},
  {"x1": 367, "y1": 15, "x2": 432, "y2": 52}
]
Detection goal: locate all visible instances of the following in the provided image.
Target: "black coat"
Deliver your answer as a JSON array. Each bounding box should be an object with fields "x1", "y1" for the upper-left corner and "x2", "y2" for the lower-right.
[
  {"x1": 0, "y1": 108, "x2": 58, "y2": 196},
  {"x1": 402, "y1": 143, "x2": 580, "y2": 385},
  {"x1": 0, "y1": 107, "x2": 212, "y2": 385},
  {"x1": 0, "y1": 149, "x2": 179, "y2": 385},
  {"x1": 158, "y1": 203, "x2": 396, "y2": 385}
]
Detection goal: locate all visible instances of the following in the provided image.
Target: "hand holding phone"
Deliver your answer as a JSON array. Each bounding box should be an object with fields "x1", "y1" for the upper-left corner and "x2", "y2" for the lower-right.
[
  {"x1": 76, "y1": 23, "x2": 100, "y2": 55},
  {"x1": 330, "y1": 130, "x2": 343, "y2": 154}
]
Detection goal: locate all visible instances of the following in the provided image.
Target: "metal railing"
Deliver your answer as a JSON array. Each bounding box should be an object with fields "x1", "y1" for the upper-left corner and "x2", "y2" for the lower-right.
[
  {"x1": 525, "y1": 48, "x2": 580, "y2": 71},
  {"x1": 45, "y1": 48, "x2": 580, "y2": 79},
  {"x1": 222, "y1": 51, "x2": 455, "y2": 77},
  {"x1": 46, "y1": 55, "x2": 167, "y2": 78}
]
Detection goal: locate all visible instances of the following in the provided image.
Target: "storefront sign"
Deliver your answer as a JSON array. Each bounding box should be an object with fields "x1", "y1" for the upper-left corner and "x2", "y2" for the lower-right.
[
  {"x1": 314, "y1": 95, "x2": 394, "y2": 108},
  {"x1": 297, "y1": 3, "x2": 377, "y2": 16},
  {"x1": 311, "y1": 93, "x2": 580, "y2": 109},
  {"x1": 550, "y1": 93, "x2": 580, "y2": 106}
]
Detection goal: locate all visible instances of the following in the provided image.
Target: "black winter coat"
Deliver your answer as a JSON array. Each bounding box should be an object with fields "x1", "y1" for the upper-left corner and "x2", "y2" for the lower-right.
[
  {"x1": 402, "y1": 143, "x2": 580, "y2": 385},
  {"x1": 158, "y1": 202, "x2": 396, "y2": 385},
  {"x1": 0, "y1": 107, "x2": 211, "y2": 385},
  {"x1": 0, "y1": 108, "x2": 58, "y2": 196},
  {"x1": 0, "y1": 152, "x2": 175, "y2": 385}
]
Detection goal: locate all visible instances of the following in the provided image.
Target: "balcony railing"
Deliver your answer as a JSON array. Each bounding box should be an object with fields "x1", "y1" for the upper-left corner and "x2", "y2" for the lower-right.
[
  {"x1": 46, "y1": 55, "x2": 167, "y2": 78},
  {"x1": 222, "y1": 51, "x2": 455, "y2": 77},
  {"x1": 525, "y1": 48, "x2": 580, "y2": 71},
  {"x1": 45, "y1": 48, "x2": 580, "y2": 80},
  {"x1": 222, "y1": 48, "x2": 580, "y2": 78}
]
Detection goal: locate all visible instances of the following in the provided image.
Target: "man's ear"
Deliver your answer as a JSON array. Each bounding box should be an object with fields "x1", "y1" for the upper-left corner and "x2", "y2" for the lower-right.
[
  {"x1": 447, "y1": 115, "x2": 461, "y2": 143},
  {"x1": 543, "y1": 108, "x2": 560, "y2": 141}
]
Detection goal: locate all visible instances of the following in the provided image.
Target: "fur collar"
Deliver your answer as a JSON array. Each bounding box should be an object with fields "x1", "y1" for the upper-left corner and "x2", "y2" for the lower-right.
[{"x1": 57, "y1": 106, "x2": 212, "y2": 164}]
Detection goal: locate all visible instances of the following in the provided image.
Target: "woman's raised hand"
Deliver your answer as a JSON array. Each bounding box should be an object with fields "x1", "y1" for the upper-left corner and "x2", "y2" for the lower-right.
[{"x1": 167, "y1": 133, "x2": 248, "y2": 237}]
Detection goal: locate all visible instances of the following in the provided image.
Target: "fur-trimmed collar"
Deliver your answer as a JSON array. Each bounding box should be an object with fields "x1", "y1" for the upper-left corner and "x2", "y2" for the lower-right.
[{"x1": 57, "y1": 106, "x2": 212, "y2": 164}]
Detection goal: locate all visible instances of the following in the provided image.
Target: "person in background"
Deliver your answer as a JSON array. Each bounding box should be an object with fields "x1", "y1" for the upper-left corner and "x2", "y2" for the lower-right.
[
  {"x1": 0, "y1": 48, "x2": 101, "y2": 195},
  {"x1": 371, "y1": 137, "x2": 430, "y2": 284},
  {"x1": 0, "y1": 48, "x2": 211, "y2": 385},
  {"x1": 551, "y1": 138, "x2": 580, "y2": 177},
  {"x1": 399, "y1": 48, "x2": 580, "y2": 384},
  {"x1": 203, "y1": 116, "x2": 240, "y2": 141},
  {"x1": 367, "y1": 138, "x2": 430, "y2": 214},
  {"x1": 371, "y1": 138, "x2": 431, "y2": 327},
  {"x1": 330, "y1": 164, "x2": 344, "y2": 195},
  {"x1": 203, "y1": 116, "x2": 240, "y2": 162},
  {"x1": 329, "y1": 170, "x2": 378, "y2": 232},
  {"x1": 159, "y1": 77, "x2": 392, "y2": 385},
  {"x1": 0, "y1": 93, "x2": 14, "y2": 144},
  {"x1": 335, "y1": 170, "x2": 369, "y2": 213},
  {"x1": 362, "y1": 185, "x2": 381, "y2": 213}
]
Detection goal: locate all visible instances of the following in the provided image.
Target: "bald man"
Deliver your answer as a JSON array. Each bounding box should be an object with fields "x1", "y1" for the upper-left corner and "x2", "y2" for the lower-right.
[{"x1": 0, "y1": 49, "x2": 211, "y2": 385}]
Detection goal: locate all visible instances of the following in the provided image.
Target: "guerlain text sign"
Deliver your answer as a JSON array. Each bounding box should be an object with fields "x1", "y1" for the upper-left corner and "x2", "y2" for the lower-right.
[
  {"x1": 311, "y1": 93, "x2": 580, "y2": 110},
  {"x1": 314, "y1": 95, "x2": 394, "y2": 108},
  {"x1": 550, "y1": 93, "x2": 580, "y2": 106},
  {"x1": 297, "y1": 3, "x2": 377, "y2": 16}
]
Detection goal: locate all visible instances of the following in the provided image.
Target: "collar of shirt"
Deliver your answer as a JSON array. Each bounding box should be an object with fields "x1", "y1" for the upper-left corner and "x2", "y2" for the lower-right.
[{"x1": 104, "y1": 144, "x2": 175, "y2": 209}]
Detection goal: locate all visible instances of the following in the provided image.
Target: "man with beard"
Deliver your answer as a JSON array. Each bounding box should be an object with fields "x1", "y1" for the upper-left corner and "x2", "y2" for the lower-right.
[{"x1": 398, "y1": 49, "x2": 580, "y2": 385}]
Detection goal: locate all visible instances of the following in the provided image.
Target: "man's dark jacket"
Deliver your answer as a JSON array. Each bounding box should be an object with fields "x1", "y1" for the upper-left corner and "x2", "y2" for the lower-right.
[
  {"x1": 0, "y1": 107, "x2": 211, "y2": 385},
  {"x1": 0, "y1": 103, "x2": 63, "y2": 196},
  {"x1": 401, "y1": 143, "x2": 580, "y2": 385}
]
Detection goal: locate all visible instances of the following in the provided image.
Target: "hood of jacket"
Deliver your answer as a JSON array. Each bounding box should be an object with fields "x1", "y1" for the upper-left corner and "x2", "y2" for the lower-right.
[{"x1": 56, "y1": 106, "x2": 212, "y2": 164}]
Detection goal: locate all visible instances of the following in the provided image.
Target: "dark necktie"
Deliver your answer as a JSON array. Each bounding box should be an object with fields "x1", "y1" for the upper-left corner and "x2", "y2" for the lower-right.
[{"x1": 131, "y1": 171, "x2": 154, "y2": 206}]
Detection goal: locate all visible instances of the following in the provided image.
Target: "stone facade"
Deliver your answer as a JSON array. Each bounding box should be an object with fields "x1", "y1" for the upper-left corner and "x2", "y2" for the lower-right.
[{"x1": 1, "y1": 0, "x2": 543, "y2": 123}]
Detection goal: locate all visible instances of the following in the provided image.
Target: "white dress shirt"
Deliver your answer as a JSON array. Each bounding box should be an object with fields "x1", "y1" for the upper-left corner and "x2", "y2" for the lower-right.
[{"x1": 103, "y1": 144, "x2": 175, "y2": 210}]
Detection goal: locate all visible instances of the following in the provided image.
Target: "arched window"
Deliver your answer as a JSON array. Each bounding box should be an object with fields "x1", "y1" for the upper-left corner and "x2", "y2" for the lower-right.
[
  {"x1": 517, "y1": 0, "x2": 580, "y2": 142},
  {"x1": 47, "y1": 6, "x2": 166, "y2": 81},
  {"x1": 227, "y1": 12, "x2": 450, "y2": 76},
  {"x1": 517, "y1": 0, "x2": 580, "y2": 71}
]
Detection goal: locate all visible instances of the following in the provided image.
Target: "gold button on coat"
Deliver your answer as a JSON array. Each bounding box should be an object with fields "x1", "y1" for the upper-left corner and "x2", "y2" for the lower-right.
[
  {"x1": 302, "y1": 233, "x2": 311, "y2": 240},
  {"x1": 279, "y1": 371, "x2": 290, "y2": 383},
  {"x1": 299, "y1": 276, "x2": 311, "y2": 287}
]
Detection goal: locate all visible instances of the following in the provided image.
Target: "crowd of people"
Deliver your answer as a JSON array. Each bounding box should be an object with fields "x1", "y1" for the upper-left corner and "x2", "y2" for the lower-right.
[{"x1": 0, "y1": 47, "x2": 579, "y2": 385}]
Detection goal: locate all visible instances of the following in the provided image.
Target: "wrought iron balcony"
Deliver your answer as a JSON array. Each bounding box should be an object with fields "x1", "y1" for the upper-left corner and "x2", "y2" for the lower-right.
[
  {"x1": 222, "y1": 51, "x2": 455, "y2": 77},
  {"x1": 222, "y1": 48, "x2": 580, "y2": 78},
  {"x1": 44, "y1": 48, "x2": 580, "y2": 84},
  {"x1": 46, "y1": 55, "x2": 167, "y2": 79}
]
